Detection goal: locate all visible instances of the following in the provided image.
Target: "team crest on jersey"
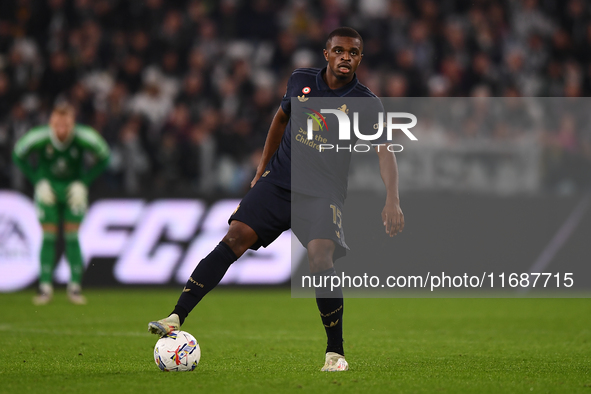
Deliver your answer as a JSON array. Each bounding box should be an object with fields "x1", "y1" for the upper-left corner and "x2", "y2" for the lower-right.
[
  {"x1": 46, "y1": 144, "x2": 54, "y2": 157},
  {"x1": 70, "y1": 147, "x2": 78, "y2": 158}
]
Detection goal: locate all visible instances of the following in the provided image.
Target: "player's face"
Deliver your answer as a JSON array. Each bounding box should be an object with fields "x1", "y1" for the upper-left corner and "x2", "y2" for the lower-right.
[
  {"x1": 49, "y1": 113, "x2": 75, "y2": 142},
  {"x1": 323, "y1": 36, "x2": 363, "y2": 80}
]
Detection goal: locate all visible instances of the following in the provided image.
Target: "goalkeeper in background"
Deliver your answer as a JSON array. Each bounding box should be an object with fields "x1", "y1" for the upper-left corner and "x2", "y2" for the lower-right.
[{"x1": 12, "y1": 103, "x2": 110, "y2": 305}]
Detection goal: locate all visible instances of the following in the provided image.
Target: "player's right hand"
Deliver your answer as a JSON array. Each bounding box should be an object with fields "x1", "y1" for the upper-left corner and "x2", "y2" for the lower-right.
[
  {"x1": 35, "y1": 179, "x2": 56, "y2": 205},
  {"x1": 382, "y1": 200, "x2": 404, "y2": 237}
]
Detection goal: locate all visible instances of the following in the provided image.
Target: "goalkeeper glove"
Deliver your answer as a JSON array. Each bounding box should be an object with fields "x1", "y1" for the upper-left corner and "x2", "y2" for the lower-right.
[
  {"x1": 35, "y1": 179, "x2": 56, "y2": 205},
  {"x1": 67, "y1": 181, "x2": 88, "y2": 214}
]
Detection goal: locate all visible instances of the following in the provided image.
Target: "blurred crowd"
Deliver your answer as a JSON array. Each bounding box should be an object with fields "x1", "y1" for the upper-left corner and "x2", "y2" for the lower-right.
[{"x1": 0, "y1": 0, "x2": 590, "y2": 195}]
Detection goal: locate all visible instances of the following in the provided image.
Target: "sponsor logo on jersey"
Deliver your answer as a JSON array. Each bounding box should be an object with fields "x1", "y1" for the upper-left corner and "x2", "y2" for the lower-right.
[
  {"x1": 303, "y1": 107, "x2": 328, "y2": 133},
  {"x1": 54, "y1": 158, "x2": 68, "y2": 174}
]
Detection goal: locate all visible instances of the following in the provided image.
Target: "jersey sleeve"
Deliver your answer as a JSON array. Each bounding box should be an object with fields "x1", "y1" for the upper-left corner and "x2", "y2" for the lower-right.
[
  {"x1": 76, "y1": 126, "x2": 111, "y2": 185},
  {"x1": 280, "y1": 73, "x2": 297, "y2": 116},
  {"x1": 12, "y1": 127, "x2": 49, "y2": 183},
  {"x1": 13, "y1": 127, "x2": 48, "y2": 159},
  {"x1": 77, "y1": 126, "x2": 110, "y2": 160}
]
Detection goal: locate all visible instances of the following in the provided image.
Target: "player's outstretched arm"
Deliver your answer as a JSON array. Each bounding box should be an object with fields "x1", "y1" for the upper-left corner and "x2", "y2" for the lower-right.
[
  {"x1": 375, "y1": 144, "x2": 404, "y2": 237},
  {"x1": 251, "y1": 106, "x2": 290, "y2": 187}
]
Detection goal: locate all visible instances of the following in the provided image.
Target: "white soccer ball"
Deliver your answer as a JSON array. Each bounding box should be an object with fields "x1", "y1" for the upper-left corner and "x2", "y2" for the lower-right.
[{"x1": 154, "y1": 330, "x2": 201, "y2": 372}]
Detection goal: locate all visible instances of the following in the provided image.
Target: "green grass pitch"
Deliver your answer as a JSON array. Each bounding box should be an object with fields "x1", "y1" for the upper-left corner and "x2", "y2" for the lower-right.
[{"x1": 0, "y1": 288, "x2": 589, "y2": 393}]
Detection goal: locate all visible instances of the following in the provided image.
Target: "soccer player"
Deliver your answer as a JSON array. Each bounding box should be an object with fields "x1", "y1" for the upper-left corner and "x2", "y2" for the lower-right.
[
  {"x1": 148, "y1": 27, "x2": 404, "y2": 371},
  {"x1": 12, "y1": 103, "x2": 110, "y2": 305}
]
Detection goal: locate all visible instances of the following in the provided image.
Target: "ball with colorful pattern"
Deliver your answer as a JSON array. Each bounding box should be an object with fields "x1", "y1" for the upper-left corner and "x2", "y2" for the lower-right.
[{"x1": 154, "y1": 330, "x2": 201, "y2": 372}]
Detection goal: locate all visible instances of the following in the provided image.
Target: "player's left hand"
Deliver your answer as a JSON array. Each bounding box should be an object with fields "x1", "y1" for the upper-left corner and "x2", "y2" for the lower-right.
[
  {"x1": 67, "y1": 181, "x2": 88, "y2": 214},
  {"x1": 381, "y1": 199, "x2": 404, "y2": 237},
  {"x1": 250, "y1": 172, "x2": 262, "y2": 188}
]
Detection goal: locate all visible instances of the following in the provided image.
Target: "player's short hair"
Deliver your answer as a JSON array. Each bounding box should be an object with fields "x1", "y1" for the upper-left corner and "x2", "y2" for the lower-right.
[
  {"x1": 52, "y1": 102, "x2": 76, "y2": 117},
  {"x1": 326, "y1": 27, "x2": 363, "y2": 52}
]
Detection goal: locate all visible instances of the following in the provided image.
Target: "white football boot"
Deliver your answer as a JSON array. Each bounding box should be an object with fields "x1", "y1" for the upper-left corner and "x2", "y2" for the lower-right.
[
  {"x1": 32, "y1": 283, "x2": 53, "y2": 305},
  {"x1": 321, "y1": 352, "x2": 349, "y2": 371},
  {"x1": 67, "y1": 283, "x2": 87, "y2": 305},
  {"x1": 148, "y1": 313, "x2": 180, "y2": 337}
]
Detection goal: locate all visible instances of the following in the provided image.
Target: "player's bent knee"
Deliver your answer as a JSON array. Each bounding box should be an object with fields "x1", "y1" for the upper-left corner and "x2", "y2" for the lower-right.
[
  {"x1": 308, "y1": 255, "x2": 334, "y2": 273},
  {"x1": 41, "y1": 223, "x2": 58, "y2": 234},
  {"x1": 222, "y1": 221, "x2": 258, "y2": 258},
  {"x1": 307, "y1": 239, "x2": 335, "y2": 273},
  {"x1": 64, "y1": 222, "x2": 80, "y2": 233}
]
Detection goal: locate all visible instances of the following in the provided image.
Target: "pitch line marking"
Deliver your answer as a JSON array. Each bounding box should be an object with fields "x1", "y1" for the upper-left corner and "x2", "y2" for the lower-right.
[
  {"x1": 0, "y1": 325, "x2": 146, "y2": 337},
  {"x1": 522, "y1": 192, "x2": 591, "y2": 292}
]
